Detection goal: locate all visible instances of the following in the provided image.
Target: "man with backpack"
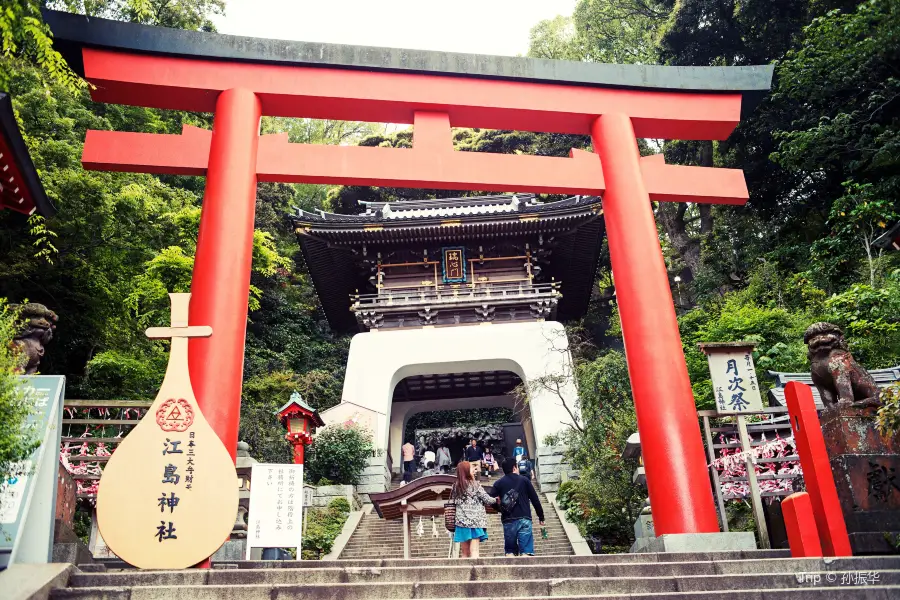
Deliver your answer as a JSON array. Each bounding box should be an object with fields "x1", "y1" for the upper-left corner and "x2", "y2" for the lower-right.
[{"x1": 489, "y1": 457, "x2": 545, "y2": 556}]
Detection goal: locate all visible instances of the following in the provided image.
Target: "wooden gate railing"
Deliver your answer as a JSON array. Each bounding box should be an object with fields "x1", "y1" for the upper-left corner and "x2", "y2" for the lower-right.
[{"x1": 60, "y1": 399, "x2": 151, "y2": 499}]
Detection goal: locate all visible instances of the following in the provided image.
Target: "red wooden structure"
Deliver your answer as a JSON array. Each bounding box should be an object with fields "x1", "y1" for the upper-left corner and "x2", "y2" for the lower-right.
[
  {"x1": 782, "y1": 492, "x2": 824, "y2": 557},
  {"x1": 0, "y1": 92, "x2": 56, "y2": 216},
  {"x1": 47, "y1": 9, "x2": 773, "y2": 537},
  {"x1": 785, "y1": 382, "x2": 852, "y2": 556}
]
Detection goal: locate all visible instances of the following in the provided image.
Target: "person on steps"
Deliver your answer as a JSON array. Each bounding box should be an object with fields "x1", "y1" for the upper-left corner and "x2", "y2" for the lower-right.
[
  {"x1": 490, "y1": 457, "x2": 545, "y2": 557},
  {"x1": 437, "y1": 443, "x2": 452, "y2": 474},
  {"x1": 512, "y1": 438, "x2": 527, "y2": 462},
  {"x1": 450, "y1": 460, "x2": 498, "y2": 558},
  {"x1": 482, "y1": 446, "x2": 498, "y2": 478},
  {"x1": 401, "y1": 439, "x2": 416, "y2": 484},
  {"x1": 464, "y1": 438, "x2": 484, "y2": 480}
]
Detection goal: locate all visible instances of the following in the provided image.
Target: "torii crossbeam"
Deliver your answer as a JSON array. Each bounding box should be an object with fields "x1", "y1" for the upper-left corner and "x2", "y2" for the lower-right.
[{"x1": 47, "y1": 9, "x2": 773, "y2": 539}]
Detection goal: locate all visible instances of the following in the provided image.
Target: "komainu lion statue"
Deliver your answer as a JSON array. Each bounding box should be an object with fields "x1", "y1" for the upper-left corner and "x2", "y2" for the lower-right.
[
  {"x1": 12, "y1": 303, "x2": 58, "y2": 375},
  {"x1": 804, "y1": 322, "x2": 880, "y2": 408}
]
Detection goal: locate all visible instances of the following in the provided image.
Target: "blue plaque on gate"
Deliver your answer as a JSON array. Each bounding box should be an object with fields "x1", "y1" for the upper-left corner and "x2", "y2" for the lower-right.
[{"x1": 442, "y1": 247, "x2": 467, "y2": 283}]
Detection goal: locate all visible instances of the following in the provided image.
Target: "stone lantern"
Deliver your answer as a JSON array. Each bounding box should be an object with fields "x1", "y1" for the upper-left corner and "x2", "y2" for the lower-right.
[{"x1": 276, "y1": 392, "x2": 324, "y2": 465}]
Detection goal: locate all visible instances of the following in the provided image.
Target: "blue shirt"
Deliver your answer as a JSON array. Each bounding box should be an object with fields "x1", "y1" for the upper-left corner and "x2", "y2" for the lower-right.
[{"x1": 513, "y1": 446, "x2": 526, "y2": 460}]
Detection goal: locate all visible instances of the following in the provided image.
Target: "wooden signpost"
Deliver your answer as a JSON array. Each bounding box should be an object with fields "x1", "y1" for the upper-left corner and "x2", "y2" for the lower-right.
[{"x1": 97, "y1": 294, "x2": 238, "y2": 569}]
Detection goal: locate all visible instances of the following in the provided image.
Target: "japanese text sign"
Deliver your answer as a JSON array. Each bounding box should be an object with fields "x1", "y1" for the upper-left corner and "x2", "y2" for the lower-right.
[
  {"x1": 701, "y1": 343, "x2": 764, "y2": 415},
  {"x1": 247, "y1": 464, "x2": 304, "y2": 554},
  {"x1": 442, "y1": 247, "x2": 466, "y2": 283}
]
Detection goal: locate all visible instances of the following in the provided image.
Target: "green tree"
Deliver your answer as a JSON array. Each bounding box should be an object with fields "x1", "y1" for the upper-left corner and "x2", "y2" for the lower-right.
[
  {"x1": 529, "y1": 1, "x2": 670, "y2": 64},
  {"x1": 556, "y1": 350, "x2": 644, "y2": 547},
  {"x1": 0, "y1": 302, "x2": 38, "y2": 493},
  {"x1": 48, "y1": 0, "x2": 225, "y2": 31}
]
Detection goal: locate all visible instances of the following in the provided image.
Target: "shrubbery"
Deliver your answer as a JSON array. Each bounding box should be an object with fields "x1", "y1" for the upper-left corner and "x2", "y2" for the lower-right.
[
  {"x1": 305, "y1": 423, "x2": 373, "y2": 486},
  {"x1": 300, "y1": 497, "x2": 352, "y2": 560}
]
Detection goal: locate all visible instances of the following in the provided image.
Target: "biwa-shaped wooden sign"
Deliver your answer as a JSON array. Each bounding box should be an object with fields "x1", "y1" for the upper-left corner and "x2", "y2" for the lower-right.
[{"x1": 97, "y1": 293, "x2": 238, "y2": 569}]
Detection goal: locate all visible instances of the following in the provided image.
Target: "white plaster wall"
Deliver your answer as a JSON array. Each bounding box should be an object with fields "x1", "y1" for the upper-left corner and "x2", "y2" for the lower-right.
[{"x1": 338, "y1": 321, "x2": 579, "y2": 466}]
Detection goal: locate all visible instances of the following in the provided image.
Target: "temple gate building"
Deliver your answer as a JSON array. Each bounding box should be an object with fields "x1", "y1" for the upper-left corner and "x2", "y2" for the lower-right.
[{"x1": 293, "y1": 194, "x2": 603, "y2": 490}]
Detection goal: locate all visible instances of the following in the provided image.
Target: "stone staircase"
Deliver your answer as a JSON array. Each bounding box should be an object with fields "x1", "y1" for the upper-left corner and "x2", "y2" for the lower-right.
[
  {"x1": 50, "y1": 552, "x2": 900, "y2": 598},
  {"x1": 339, "y1": 490, "x2": 574, "y2": 559}
]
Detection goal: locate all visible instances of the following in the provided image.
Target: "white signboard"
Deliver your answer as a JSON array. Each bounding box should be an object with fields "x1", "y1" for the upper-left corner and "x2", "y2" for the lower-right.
[
  {"x1": 246, "y1": 464, "x2": 304, "y2": 557},
  {"x1": 708, "y1": 350, "x2": 763, "y2": 414}
]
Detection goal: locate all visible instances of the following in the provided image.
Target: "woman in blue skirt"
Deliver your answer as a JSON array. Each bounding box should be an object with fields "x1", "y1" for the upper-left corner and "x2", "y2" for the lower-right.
[{"x1": 450, "y1": 460, "x2": 498, "y2": 557}]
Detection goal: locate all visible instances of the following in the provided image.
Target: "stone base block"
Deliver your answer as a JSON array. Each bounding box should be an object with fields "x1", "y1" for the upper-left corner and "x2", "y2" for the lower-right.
[
  {"x1": 52, "y1": 541, "x2": 94, "y2": 565},
  {"x1": 212, "y1": 539, "x2": 247, "y2": 562},
  {"x1": 355, "y1": 483, "x2": 387, "y2": 494},
  {"x1": 0, "y1": 563, "x2": 72, "y2": 600},
  {"x1": 643, "y1": 532, "x2": 757, "y2": 553},
  {"x1": 849, "y1": 531, "x2": 900, "y2": 555},
  {"x1": 312, "y1": 484, "x2": 360, "y2": 509},
  {"x1": 630, "y1": 537, "x2": 653, "y2": 553}
]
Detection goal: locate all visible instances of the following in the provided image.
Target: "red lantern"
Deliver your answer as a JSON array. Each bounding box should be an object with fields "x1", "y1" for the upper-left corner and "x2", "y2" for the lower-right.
[{"x1": 276, "y1": 392, "x2": 325, "y2": 465}]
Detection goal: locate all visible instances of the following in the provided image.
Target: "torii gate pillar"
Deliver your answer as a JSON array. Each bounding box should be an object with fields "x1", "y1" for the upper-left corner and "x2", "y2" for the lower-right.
[
  {"x1": 188, "y1": 88, "x2": 261, "y2": 461},
  {"x1": 593, "y1": 114, "x2": 719, "y2": 534}
]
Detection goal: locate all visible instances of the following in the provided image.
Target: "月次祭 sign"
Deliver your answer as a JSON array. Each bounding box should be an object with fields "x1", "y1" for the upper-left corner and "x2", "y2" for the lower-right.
[
  {"x1": 699, "y1": 342, "x2": 764, "y2": 415},
  {"x1": 97, "y1": 294, "x2": 238, "y2": 569}
]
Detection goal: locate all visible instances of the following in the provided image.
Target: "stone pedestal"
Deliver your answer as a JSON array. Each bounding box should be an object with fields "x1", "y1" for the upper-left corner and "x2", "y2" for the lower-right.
[
  {"x1": 356, "y1": 454, "x2": 391, "y2": 502},
  {"x1": 629, "y1": 512, "x2": 656, "y2": 553},
  {"x1": 313, "y1": 485, "x2": 361, "y2": 509},
  {"x1": 821, "y1": 406, "x2": 900, "y2": 554},
  {"x1": 537, "y1": 446, "x2": 577, "y2": 492}
]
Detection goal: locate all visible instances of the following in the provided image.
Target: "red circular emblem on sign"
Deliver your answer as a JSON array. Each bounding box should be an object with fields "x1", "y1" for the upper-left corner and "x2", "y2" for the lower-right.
[{"x1": 156, "y1": 398, "x2": 194, "y2": 432}]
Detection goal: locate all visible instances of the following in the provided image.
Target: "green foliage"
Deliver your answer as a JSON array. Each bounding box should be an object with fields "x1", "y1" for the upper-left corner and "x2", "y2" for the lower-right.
[
  {"x1": 823, "y1": 273, "x2": 900, "y2": 367},
  {"x1": 305, "y1": 424, "x2": 373, "y2": 486},
  {"x1": 48, "y1": 0, "x2": 225, "y2": 31},
  {"x1": 680, "y1": 265, "x2": 823, "y2": 408},
  {"x1": 404, "y1": 408, "x2": 515, "y2": 442},
  {"x1": 876, "y1": 384, "x2": 900, "y2": 436},
  {"x1": 300, "y1": 497, "x2": 351, "y2": 560},
  {"x1": 0, "y1": 1, "x2": 84, "y2": 92},
  {"x1": 557, "y1": 350, "x2": 644, "y2": 546},
  {"x1": 238, "y1": 370, "x2": 343, "y2": 464},
  {"x1": 529, "y1": 1, "x2": 669, "y2": 64},
  {"x1": 0, "y1": 302, "x2": 39, "y2": 492}
]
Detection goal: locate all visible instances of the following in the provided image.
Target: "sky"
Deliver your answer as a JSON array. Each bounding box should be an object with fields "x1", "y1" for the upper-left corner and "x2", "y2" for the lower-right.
[{"x1": 212, "y1": 0, "x2": 578, "y2": 57}]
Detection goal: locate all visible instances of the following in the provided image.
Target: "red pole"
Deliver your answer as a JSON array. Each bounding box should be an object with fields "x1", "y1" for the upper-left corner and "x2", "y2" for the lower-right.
[
  {"x1": 782, "y1": 492, "x2": 824, "y2": 557},
  {"x1": 189, "y1": 88, "x2": 261, "y2": 463},
  {"x1": 293, "y1": 443, "x2": 305, "y2": 465},
  {"x1": 785, "y1": 382, "x2": 852, "y2": 556},
  {"x1": 591, "y1": 114, "x2": 719, "y2": 535}
]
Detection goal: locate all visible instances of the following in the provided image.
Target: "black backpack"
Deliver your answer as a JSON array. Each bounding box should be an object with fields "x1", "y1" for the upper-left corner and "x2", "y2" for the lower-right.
[
  {"x1": 500, "y1": 488, "x2": 519, "y2": 515},
  {"x1": 518, "y1": 459, "x2": 533, "y2": 479}
]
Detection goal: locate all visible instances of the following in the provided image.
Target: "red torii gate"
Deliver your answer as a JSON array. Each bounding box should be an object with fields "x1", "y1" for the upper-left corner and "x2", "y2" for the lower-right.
[{"x1": 48, "y1": 10, "x2": 772, "y2": 537}]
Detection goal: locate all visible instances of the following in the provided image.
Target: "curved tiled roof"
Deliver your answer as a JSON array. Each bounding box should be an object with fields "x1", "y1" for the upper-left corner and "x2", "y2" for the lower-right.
[
  {"x1": 767, "y1": 366, "x2": 900, "y2": 409},
  {"x1": 292, "y1": 194, "x2": 605, "y2": 332}
]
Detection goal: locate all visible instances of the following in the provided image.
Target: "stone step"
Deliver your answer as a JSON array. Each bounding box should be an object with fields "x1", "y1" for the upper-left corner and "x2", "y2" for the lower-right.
[
  {"x1": 219, "y1": 550, "x2": 793, "y2": 569},
  {"x1": 62, "y1": 557, "x2": 900, "y2": 588},
  {"x1": 52, "y1": 572, "x2": 900, "y2": 600}
]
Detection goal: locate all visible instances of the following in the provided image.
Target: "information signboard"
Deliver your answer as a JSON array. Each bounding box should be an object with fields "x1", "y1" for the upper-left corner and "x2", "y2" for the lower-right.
[
  {"x1": 704, "y1": 347, "x2": 764, "y2": 415},
  {"x1": 0, "y1": 375, "x2": 65, "y2": 567},
  {"x1": 246, "y1": 464, "x2": 304, "y2": 558}
]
